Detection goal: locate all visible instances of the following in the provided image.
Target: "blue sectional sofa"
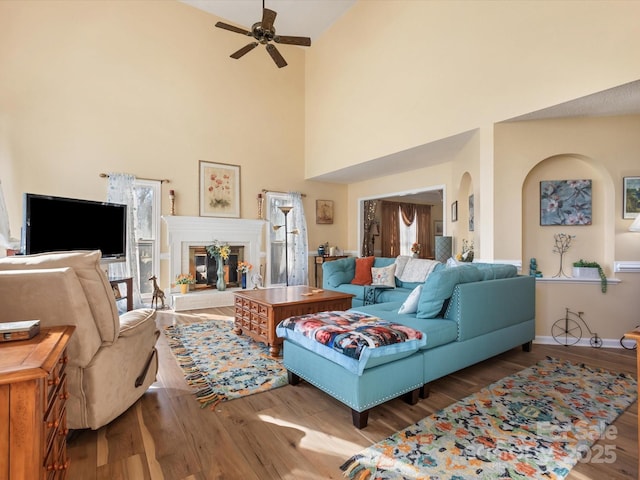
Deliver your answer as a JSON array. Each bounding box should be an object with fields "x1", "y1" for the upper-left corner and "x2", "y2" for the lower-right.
[{"x1": 277, "y1": 257, "x2": 535, "y2": 428}]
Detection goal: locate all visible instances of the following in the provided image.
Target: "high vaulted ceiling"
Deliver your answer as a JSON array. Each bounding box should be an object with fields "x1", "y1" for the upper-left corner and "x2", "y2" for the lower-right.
[
  {"x1": 180, "y1": 0, "x2": 356, "y2": 41},
  {"x1": 180, "y1": 1, "x2": 640, "y2": 185}
]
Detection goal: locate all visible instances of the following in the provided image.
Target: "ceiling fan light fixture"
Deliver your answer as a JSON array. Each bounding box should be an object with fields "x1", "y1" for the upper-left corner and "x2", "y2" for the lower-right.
[{"x1": 214, "y1": 1, "x2": 311, "y2": 68}]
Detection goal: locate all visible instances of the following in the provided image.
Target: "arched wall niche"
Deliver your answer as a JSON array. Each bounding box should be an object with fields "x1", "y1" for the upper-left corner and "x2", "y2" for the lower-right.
[
  {"x1": 521, "y1": 153, "x2": 615, "y2": 277},
  {"x1": 454, "y1": 171, "x2": 474, "y2": 256}
]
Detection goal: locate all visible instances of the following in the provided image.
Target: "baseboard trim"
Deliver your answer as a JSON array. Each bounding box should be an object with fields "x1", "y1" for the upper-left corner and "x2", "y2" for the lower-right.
[{"x1": 535, "y1": 335, "x2": 625, "y2": 349}]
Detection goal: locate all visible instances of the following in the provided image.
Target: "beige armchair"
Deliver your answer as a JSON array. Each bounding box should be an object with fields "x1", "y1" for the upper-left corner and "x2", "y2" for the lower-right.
[{"x1": 0, "y1": 250, "x2": 159, "y2": 430}]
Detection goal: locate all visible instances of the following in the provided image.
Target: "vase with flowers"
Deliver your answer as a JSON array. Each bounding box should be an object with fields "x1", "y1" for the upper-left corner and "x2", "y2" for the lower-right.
[
  {"x1": 411, "y1": 242, "x2": 421, "y2": 258},
  {"x1": 175, "y1": 273, "x2": 195, "y2": 294},
  {"x1": 237, "y1": 261, "x2": 253, "y2": 289},
  {"x1": 206, "y1": 240, "x2": 231, "y2": 291}
]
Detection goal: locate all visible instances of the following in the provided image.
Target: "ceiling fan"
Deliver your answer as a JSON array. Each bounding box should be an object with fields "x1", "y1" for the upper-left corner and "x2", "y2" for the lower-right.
[{"x1": 214, "y1": 1, "x2": 312, "y2": 68}]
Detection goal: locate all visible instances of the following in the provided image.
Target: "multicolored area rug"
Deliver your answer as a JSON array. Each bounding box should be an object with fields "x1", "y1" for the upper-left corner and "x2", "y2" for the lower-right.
[
  {"x1": 341, "y1": 357, "x2": 637, "y2": 480},
  {"x1": 165, "y1": 318, "x2": 288, "y2": 409}
]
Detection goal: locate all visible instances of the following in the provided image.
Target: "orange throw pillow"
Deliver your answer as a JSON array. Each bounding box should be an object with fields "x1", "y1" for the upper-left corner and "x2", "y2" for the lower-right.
[{"x1": 351, "y1": 256, "x2": 375, "y2": 285}]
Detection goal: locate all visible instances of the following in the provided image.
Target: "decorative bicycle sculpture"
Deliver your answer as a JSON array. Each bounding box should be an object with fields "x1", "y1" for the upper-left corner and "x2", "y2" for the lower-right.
[{"x1": 551, "y1": 307, "x2": 602, "y2": 348}]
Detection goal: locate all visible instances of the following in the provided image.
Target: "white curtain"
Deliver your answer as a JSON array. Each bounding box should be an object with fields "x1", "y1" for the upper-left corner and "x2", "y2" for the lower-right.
[
  {"x1": 289, "y1": 192, "x2": 308, "y2": 286},
  {"x1": 106, "y1": 173, "x2": 142, "y2": 308}
]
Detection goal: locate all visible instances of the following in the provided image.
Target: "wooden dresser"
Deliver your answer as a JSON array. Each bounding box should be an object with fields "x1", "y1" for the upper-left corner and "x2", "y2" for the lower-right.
[{"x1": 0, "y1": 325, "x2": 75, "y2": 480}]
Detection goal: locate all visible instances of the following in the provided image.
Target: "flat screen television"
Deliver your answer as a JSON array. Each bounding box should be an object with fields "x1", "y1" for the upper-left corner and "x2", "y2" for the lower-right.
[{"x1": 22, "y1": 193, "x2": 127, "y2": 261}]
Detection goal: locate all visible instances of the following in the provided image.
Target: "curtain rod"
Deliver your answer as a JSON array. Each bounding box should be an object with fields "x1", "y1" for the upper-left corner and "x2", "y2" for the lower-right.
[
  {"x1": 261, "y1": 188, "x2": 306, "y2": 197},
  {"x1": 99, "y1": 173, "x2": 170, "y2": 184}
]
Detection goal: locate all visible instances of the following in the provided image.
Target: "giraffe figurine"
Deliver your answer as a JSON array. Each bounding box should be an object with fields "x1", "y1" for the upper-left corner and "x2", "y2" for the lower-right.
[{"x1": 149, "y1": 275, "x2": 166, "y2": 310}]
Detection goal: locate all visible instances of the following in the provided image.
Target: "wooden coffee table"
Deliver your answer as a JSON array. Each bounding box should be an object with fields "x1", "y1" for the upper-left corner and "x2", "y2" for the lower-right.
[{"x1": 233, "y1": 286, "x2": 354, "y2": 357}]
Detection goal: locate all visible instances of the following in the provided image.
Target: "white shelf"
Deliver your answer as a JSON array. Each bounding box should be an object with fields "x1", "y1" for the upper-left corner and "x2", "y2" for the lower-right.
[{"x1": 535, "y1": 276, "x2": 621, "y2": 285}]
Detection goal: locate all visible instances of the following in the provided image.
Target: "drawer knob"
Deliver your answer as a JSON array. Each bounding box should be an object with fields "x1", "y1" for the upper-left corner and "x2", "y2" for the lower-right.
[
  {"x1": 47, "y1": 419, "x2": 59, "y2": 429},
  {"x1": 48, "y1": 376, "x2": 60, "y2": 386},
  {"x1": 58, "y1": 355, "x2": 69, "y2": 364}
]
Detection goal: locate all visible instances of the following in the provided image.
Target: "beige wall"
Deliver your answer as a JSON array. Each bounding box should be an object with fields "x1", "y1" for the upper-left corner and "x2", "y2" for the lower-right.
[
  {"x1": 306, "y1": 1, "x2": 640, "y2": 178},
  {"x1": 2, "y1": 1, "x2": 639, "y2": 341},
  {"x1": 0, "y1": 0, "x2": 348, "y2": 285},
  {"x1": 494, "y1": 115, "x2": 640, "y2": 340}
]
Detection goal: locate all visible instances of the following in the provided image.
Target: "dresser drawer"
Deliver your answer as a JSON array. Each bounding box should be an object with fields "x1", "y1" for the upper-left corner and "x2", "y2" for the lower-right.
[
  {"x1": 44, "y1": 374, "x2": 67, "y2": 457},
  {"x1": 46, "y1": 349, "x2": 68, "y2": 408}
]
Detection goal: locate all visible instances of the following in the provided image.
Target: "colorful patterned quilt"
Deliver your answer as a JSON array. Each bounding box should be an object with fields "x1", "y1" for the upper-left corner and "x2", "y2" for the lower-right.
[{"x1": 278, "y1": 311, "x2": 424, "y2": 361}]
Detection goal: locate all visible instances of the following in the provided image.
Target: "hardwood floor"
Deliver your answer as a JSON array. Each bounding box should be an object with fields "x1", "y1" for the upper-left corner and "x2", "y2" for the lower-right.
[{"x1": 66, "y1": 307, "x2": 639, "y2": 479}]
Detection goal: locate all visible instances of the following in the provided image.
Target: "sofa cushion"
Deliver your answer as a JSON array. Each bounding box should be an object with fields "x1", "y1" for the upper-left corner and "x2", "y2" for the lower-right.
[
  {"x1": 276, "y1": 310, "x2": 426, "y2": 375},
  {"x1": 375, "y1": 287, "x2": 414, "y2": 304},
  {"x1": 0, "y1": 250, "x2": 119, "y2": 344},
  {"x1": 416, "y1": 264, "x2": 483, "y2": 319},
  {"x1": 398, "y1": 285, "x2": 422, "y2": 314},
  {"x1": 352, "y1": 302, "x2": 459, "y2": 350},
  {"x1": 351, "y1": 256, "x2": 375, "y2": 285},
  {"x1": 473, "y1": 263, "x2": 518, "y2": 280},
  {"x1": 323, "y1": 257, "x2": 355, "y2": 288},
  {"x1": 372, "y1": 264, "x2": 396, "y2": 287}
]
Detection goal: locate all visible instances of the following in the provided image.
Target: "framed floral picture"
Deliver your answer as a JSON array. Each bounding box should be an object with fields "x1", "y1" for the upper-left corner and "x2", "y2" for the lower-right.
[
  {"x1": 623, "y1": 176, "x2": 640, "y2": 219},
  {"x1": 540, "y1": 179, "x2": 592, "y2": 225},
  {"x1": 199, "y1": 161, "x2": 241, "y2": 218}
]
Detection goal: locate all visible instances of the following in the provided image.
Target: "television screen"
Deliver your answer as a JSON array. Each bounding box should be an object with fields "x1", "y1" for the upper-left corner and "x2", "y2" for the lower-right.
[{"x1": 22, "y1": 193, "x2": 127, "y2": 260}]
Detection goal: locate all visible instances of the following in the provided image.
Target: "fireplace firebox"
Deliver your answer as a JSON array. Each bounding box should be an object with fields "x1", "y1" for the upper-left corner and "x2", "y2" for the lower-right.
[{"x1": 189, "y1": 246, "x2": 244, "y2": 289}]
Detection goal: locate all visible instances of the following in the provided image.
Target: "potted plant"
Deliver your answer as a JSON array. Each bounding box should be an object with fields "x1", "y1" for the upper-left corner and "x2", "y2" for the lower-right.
[
  {"x1": 572, "y1": 259, "x2": 607, "y2": 293},
  {"x1": 175, "y1": 273, "x2": 195, "y2": 294}
]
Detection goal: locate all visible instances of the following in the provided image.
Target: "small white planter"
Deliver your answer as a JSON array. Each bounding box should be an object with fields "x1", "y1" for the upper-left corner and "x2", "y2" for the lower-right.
[{"x1": 572, "y1": 267, "x2": 600, "y2": 279}]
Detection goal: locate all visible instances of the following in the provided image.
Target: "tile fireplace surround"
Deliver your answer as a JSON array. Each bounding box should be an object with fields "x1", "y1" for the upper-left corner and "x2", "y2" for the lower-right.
[{"x1": 162, "y1": 216, "x2": 265, "y2": 311}]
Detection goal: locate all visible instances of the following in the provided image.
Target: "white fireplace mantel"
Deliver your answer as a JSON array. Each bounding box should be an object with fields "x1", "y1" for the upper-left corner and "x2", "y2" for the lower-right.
[{"x1": 162, "y1": 216, "x2": 265, "y2": 293}]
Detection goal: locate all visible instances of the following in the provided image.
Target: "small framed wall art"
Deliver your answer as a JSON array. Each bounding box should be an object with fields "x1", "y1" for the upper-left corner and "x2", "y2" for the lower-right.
[
  {"x1": 623, "y1": 176, "x2": 640, "y2": 219},
  {"x1": 316, "y1": 200, "x2": 334, "y2": 224},
  {"x1": 199, "y1": 161, "x2": 241, "y2": 218},
  {"x1": 451, "y1": 201, "x2": 458, "y2": 222},
  {"x1": 434, "y1": 220, "x2": 443, "y2": 236},
  {"x1": 540, "y1": 179, "x2": 592, "y2": 225}
]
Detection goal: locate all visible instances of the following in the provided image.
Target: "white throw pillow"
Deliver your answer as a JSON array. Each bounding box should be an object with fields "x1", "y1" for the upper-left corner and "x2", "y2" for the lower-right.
[
  {"x1": 371, "y1": 264, "x2": 396, "y2": 287},
  {"x1": 398, "y1": 285, "x2": 423, "y2": 314}
]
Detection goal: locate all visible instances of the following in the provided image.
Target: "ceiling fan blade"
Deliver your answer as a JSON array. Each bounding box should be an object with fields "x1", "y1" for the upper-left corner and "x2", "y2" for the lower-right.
[
  {"x1": 230, "y1": 42, "x2": 259, "y2": 59},
  {"x1": 266, "y1": 43, "x2": 287, "y2": 68},
  {"x1": 215, "y1": 21, "x2": 251, "y2": 36},
  {"x1": 261, "y1": 8, "x2": 277, "y2": 32},
  {"x1": 274, "y1": 35, "x2": 311, "y2": 47}
]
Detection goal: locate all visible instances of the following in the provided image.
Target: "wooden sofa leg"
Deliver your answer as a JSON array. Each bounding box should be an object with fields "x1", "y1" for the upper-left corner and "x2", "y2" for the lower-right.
[
  {"x1": 287, "y1": 371, "x2": 301, "y2": 385},
  {"x1": 420, "y1": 384, "x2": 431, "y2": 399},
  {"x1": 522, "y1": 341, "x2": 533, "y2": 352},
  {"x1": 403, "y1": 388, "x2": 419, "y2": 405},
  {"x1": 351, "y1": 409, "x2": 369, "y2": 429}
]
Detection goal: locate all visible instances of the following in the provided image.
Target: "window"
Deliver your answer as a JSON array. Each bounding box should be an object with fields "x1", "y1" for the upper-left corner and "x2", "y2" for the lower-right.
[
  {"x1": 398, "y1": 207, "x2": 417, "y2": 256},
  {"x1": 265, "y1": 192, "x2": 291, "y2": 286},
  {"x1": 133, "y1": 180, "x2": 160, "y2": 297}
]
